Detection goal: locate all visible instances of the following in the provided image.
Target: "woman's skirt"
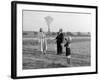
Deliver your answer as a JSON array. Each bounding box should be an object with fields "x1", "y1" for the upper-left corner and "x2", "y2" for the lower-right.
[
  {"x1": 65, "y1": 48, "x2": 71, "y2": 56},
  {"x1": 40, "y1": 39, "x2": 47, "y2": 52}
]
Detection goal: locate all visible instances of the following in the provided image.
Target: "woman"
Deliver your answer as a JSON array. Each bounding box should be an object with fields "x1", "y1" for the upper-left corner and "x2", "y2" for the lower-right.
[
  {"x1": 38, "y1": 28, "x2": 47, "y2": 54},
  {"x1": 64, "y1": 36, "x2": 72, "y2": 64}
]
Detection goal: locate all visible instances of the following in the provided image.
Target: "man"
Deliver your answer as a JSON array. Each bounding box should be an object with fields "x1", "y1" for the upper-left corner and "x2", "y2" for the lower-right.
[{"x1": 56, "y1": 29, "x2": 64, "y2": 55}]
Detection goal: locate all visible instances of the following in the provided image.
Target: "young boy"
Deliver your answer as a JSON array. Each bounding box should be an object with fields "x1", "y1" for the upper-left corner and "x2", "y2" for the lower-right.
[{"x1": 64, "y1": 36, "x2": 72, "y2": 64}]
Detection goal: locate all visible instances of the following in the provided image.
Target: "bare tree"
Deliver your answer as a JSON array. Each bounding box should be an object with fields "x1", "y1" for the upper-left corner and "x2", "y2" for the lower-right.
[{"x1": 44, "y1": 16, "x2": 53, "y2": 33}]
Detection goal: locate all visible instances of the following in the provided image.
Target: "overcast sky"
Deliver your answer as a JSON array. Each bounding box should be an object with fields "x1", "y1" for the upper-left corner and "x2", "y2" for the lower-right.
[{"x1": 23, "y1": 10, "x2": 92, "y2": 32}]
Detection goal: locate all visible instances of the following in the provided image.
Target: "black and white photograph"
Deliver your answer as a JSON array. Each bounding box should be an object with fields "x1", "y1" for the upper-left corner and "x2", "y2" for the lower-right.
[
  {"x1": 22, "y1": 10, "x2": 91, "y2": 69},
  {"x1": 11, "y1": 1, "x2": 97, "y2": 79}
]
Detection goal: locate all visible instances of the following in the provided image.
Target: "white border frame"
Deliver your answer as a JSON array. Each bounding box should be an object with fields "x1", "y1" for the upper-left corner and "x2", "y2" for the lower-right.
[{"x1": 11, "y1": 1, "x2": 97, "y2": 78}]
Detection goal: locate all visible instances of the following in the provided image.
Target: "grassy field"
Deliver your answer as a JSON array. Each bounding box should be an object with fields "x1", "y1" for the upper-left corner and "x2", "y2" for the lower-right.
[{"x1": 23, "y1": 36, "x2": 91, "y2": 69}]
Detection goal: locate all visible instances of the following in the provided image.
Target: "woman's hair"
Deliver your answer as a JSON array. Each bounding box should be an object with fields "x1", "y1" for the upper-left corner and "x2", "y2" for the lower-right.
[
  {"x1": 66, "y1": 36, "x2": 72, "y2": 42},
  {"x1": 40, "y1": 28, "x2": 42, "y2": 32}
]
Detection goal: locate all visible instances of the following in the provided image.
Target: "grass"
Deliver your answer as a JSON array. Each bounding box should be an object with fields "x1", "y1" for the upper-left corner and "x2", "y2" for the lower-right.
[{"x1": 23, "y1": 37, "x2": 91, "y2": 69}]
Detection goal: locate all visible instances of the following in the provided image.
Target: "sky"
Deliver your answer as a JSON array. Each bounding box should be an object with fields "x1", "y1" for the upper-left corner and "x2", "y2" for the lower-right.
[{"x1": 23, "y1": 10, "x2": 92, "y2": 32}]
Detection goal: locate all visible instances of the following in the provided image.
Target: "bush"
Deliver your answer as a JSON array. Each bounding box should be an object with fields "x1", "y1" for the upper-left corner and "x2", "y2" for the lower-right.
[{"x1": 23, "y1": 32, "x2": 28, "y2": 35}]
